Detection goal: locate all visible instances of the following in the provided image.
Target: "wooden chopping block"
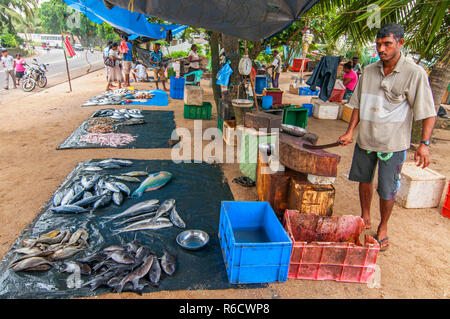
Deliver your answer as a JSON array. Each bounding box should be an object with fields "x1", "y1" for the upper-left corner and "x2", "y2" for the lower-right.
[
  {"x1": 256, "y1": 147, "x2": 304, "y2": 219},
  {"x1": 287, "y1": 174, "x2": 335, "y2": 216},
  {"x1": 244, "y1": 111, "x2": 282, "y2": 131},
  {"x1": 279, "y1": 133, "x2": 340, "y2": 177}
]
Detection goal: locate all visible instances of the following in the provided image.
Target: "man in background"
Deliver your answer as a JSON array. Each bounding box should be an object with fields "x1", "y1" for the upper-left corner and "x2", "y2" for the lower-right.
[
  {"x1": 1, "y1": 49, "x2": 16, "y2": 90},
  {"x1": 265, "y1": 50, "x2": 282, "y2": 88},
  {"x1": 121, "y1": 36, "x2": 133, "y2": 87},
  {"x1": 149, "y1": 43, "x2": 168, "y2": 91},
  {"x1": 352, "y1": 56, "x2": 362, "y2": 76}
]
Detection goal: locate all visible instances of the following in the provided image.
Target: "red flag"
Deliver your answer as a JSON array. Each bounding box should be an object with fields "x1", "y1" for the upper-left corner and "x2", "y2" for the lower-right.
[{"x1": 63, "y1": 36, "x2": 76, "y2": 58}]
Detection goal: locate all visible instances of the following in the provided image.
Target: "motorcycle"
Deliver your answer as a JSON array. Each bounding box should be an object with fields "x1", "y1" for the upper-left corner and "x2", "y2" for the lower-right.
[{"x1": 22, "y1": 59, "x2": 49, "y2": 92}]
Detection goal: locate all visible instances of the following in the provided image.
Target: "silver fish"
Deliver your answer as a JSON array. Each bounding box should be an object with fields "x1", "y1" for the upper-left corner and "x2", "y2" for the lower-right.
[
  {"x1": 111, "y1": 175, "x2": 141, "y2": 183},
  {"x1": 112, "y1": 192, "x2": 124, "y2": 206},
  {"x1": 122, "y1": 171, "x2": 148, "y2": 177},
  {"x1": 112, "y1": 211, "x2": 157, "y2": 226},
  {"x1": 82, "y1": 191, "x2": 93, "y2": 199},
  {"x1": 60, "y1": 188, "x2": 75, "y2": 206},
  {"x1": 50, "y1": 205, "x2": 89, "y2": 214},
  {"x1": 103, "y1": 199, "x2": 159, "y2": 222},
  {"x1": 83, "y1": 165, "x2": 103, "y2": 171},
  {"x1": 51, "y1": 246, "x2": 84, "y2": 260},
  {"x1": 169, "y1": 206, "x2": 186, "y2": 228},
  {"x1": 160, "y1": 250, "x2": 176, "y2": 276},
  {"x1": 154, "y1": 199, "x2": 176, "y2": 219},
  {"x1": 52, "y1": 190, "x2": 64, "y2": 207},
  {"x1": 9, "y1": 257, "x2": 54, "y2": 272},
  {"x1": 105, "y1": 181, "x2": 121, "y2": 193},
  {"x1": 113, "y1": 219, "x2": 173, "y2": 235},
  {"x1": 113, "y1": 182, "x2": 131, "y2": 196},
  {"x1": 103, "y1": 245, "x2": 124, "y2": 253},
  {"x1": 91, "y1": 193, "x2": 112, "y2": 212},
  {"x1": 72, "y1": 194, "x2": 104, "y2": 207}
]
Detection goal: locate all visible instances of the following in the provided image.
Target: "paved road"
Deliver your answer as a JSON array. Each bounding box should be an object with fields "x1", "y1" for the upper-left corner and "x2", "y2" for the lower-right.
[{"x1": 0, "y1": 47, "x2": 104, "y2": 93}]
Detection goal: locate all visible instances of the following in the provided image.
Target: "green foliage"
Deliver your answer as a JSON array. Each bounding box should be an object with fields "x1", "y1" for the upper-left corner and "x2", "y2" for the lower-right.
[
  {"x1": 167, "y1": 51, "x2": 188, "y2": 59},
  {"x1": 0, "y1": 0, "x2": 37, "y2": 33},
  {"x1": 37, "y1": 0, "x2": 66, "y2": 34},
  {"x1": 0, "y1": 32, "x2": 17, "y2": 47}
]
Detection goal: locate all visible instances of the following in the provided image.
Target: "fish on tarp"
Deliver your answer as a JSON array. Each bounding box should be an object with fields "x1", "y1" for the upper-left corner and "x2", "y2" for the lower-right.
[
  {"x1": 160, "y1": 250, "x2": 176, "y2": 276},
  {"x1": 72, "y1": 194, "x2": 104, "y2": 208},
  {"x1": 115, "y1": 255, "x2": 154, "y2": 293},
  {"x1": 122, "y1": 171, "x2": 149, "y2": 177},
  {"x1": 148, "y1": 255, "x2": 161, "y2": 287},
  {"x1": 154, "y1": 199, "x2": 175, "y2": 219},
  {"x1": 50, "y1": 205, "x2": 89, "y2": 214},
  {"x1": 111, "y1": 175, "x2": 141, "y2": 183},
  {"x1": 112, "y1": 192, "x2": 124, "y2": 206},
  {"x1": 91, "y1": 193, "x2": 112, "y2": 212},
  {"x1": 52, "y1": 190, "x2": 65, "y2": 207},
  {"x1": 115, "y1": 119, "x2": 146, "y2": 127},
  {"x1": 102, "y1": 199, "x2": 159, "y2": 222},
  {"x1": 98, "y1": 159, "x2": 133, "y2": 167},
  {"x1": 9, "y1": 257, "x2": 54, "y2": 272},
  {"x1": 105, "y1": 181, "x2": 121, "y2": 193},
  {"x1": 112, "y1": 219, "x2": 173, "y2": 235},
  {"x1": 130, "y1": 171, "x2": 173, "y2": 198},
  {"x1": 169, "y1": 206, "x2": 186, "y2": 228},
  {"x1": 112, "y1": 211, "x2": 157, "y2": 227},
  {"x1": 113, "y1": 182, "x2": 131, "y2": 196},
  {"x1": 60, "y1": 188, "x2": 75, "y2": 206}
]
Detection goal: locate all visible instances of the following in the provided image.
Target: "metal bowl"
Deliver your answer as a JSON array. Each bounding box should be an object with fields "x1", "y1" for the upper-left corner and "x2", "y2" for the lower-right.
[{"x1": 176, "y1": 230, "x2": 209, "y2": 250}]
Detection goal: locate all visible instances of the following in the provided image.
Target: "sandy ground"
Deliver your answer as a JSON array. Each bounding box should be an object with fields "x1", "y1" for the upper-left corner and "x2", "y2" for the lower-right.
[{"x1": 0, "y1": 69, "x2": 448, "y2": 299}]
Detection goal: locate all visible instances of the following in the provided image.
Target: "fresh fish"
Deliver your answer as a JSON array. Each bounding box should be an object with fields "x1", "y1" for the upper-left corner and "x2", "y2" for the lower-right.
[
  {"x1": 160, "y1": 250, "x2": 177, "y2": 276},
  {"x1": 104, "y1": 181, "x2": 121, "y2": 193},
  {"x1": 68, "y1": 189, "x2": 86, "y2": 205},
  {"x1": 125, "y1": 240, "x2": 143, "y2": 254},
  {"x1": 34, "y1": 230, "x2": 68, "y2": 245},
  {"x1": 51, "y1": 246, "x2": 84, "y2": 260},
  {"x1": 130, "y1": 171, "x2": 173, "y2": 198},
  {"x1": 82, "y1": 273, "x2": 114, "y2": 290},
  {"x1": 50, "y1": 205, "x2": 89, "y2": 214},
  {"x1": 102, "y1": 199, "x2": 159, "y2": 221},
  {"x1": 112, "y1": 192, "x2": 124, "y2": 206},
  {"x1": 98, "y1": 162, "x2": 122, "y2": 169},
  {"x1": 128, "y1": 113, "x2": 144, "y2": 119},
  {"x1": 116, "y1": 255, "x2": 154, "y2": 293},
  {"x1": 115, "y1": 119, "x2": 146, "y2": 127},
  {"x1": 52, "y1": 190, "x2": 64, "y2": 207},
  {"x1": 83, "y1": 165, "x2": 103, "y2": 171},
  {"x1": 122, "y1": 217, "x2": 170, "y2": 230},
  {"x1": 60, "y1": 188, "x2": 75, "y2": 206},
  {"x1": 60, "y1": 229, "x2": 72, "y2": 244},
  {"x1": 72, "y1": 182, "x2": 84, "y2": 195},
  {"x1": 14, "y1": 247, "x2": 44, "y2": 255},
  {"x1": 103, "y1": 245, "x2": 124, "y2": 253},
  {"x1": 106, "y1": 250, "x2": 135, "y2": 264},
  {"x1": 82, "y1": 191, "x2": 93, "y2": 199},
  {"x1": 112, "y1": 211, "x2": 157, "y2": 226},
  {"x1": 67, "y1": 229, "x2": 89, "y2": 246},
  {"x1": 122, "y1": 171, "x2": 148, "y2": 177},
  {"x1": 148, "y1": 255, "x2": 161, "y2": 286},
  {"x1": 154, "y1": 199, "x2": 176, "y2": 219},
  {"x1": 82, "y1": 174, "x2": 100, "y2": 190},
  {"x1": 113, "y1": 182, "x2": 131, "y2": 196},
  {"x1": 72, "y1": 194, "x2": 104, "y2": 208},
  {"x1": 169, "y1": 206, "x2": 186, "y2": 228},
  {"x1": 91, "y1": 193, "x2": 112, "y2": 212},
  {"x1": 60, "y1": 261, "x2": 91, "y2": 275},
  {"x1": 77, "y1": 252, "x2": 107, "y2": 265},
  {"x1": 9, "y1": 256, "x2": 54, "y2": 272},
  {"x1": 111, "y1": 175, "x2": 141, "y2": 183},
  {"x1": 113, "y1": 219, "x2": 173, "y2": 235}
]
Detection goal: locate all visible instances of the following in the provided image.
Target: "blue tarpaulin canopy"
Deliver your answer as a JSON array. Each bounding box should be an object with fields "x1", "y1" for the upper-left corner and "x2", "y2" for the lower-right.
[
  {"x1": 101, "y1": 0, "x2": 320, "y2": 41},
  {"x1": 63, "y1": 0, "x2": 187, "y2": 40}
]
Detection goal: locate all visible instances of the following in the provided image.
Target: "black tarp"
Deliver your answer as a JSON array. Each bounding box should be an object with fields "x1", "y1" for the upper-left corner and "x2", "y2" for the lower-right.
[
  {"x1": 0, "y1": 159, "x2": 264, "y2": 299},
  {"x1": 57, "y1": 109, "x2": 177, "y2": 149},
  {"x1": 103, "y1": 0, "x2": 320, "y2": 41}
]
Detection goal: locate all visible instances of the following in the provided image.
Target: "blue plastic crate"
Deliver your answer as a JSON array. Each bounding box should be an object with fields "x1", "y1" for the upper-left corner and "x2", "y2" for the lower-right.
[
  {"x1": 170, "y1": 76, "x2": 185, "y2": 99},
  {"x1": 302, "y1": 103, "x2": 313, "y2": 117},
  {"x1": 218, "y1": 201, "x2": 292, "y2": 284}
]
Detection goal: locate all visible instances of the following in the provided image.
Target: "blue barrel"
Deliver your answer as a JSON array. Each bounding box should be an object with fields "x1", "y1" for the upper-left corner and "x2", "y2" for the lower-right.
[
  {"x1": 302, "y1": 103, "x2": 314, "y2": 117},
  {"x1": 262, "y1": 96, "x2": 273, "y2": 110},
  {"x1": 255, "y1": 75, "x2": 267, "y2": 94}
]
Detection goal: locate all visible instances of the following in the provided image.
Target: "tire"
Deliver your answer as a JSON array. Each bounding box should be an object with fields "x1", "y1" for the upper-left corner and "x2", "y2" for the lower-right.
[
  {"x1": 37, "y1": 76, "x2": 47, "y2": 88},
  {"x1": 22, "y1": 78, "x2": 36, "y2": 92}
]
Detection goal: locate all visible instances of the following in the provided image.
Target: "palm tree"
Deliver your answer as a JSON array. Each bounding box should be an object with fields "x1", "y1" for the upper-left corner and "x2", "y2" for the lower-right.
[{"x1": 0, "y1": 0, "x2": 38, "y2": 33}]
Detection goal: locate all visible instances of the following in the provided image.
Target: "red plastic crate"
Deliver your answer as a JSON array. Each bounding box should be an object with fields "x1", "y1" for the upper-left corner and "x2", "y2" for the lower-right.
[
  {"x1": 263, "y1": 89, "x2": 283, "y2": 105},
  {"x1": 328, "y1": 89, "x2": 346, "y2": 102},
  {"x1": 442, "y1": 182, "x2": 450, "y2": 218},
  {"x1": 292, "y1": 59, "x2": 308, "y2": 72},
  {"x1": 283, "y1": 210, "x2": 380, "y2": 283}
]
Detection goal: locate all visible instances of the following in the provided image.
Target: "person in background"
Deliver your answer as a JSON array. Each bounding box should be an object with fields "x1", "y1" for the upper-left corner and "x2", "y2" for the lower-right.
[
  {"x1": 337, "y1": 24, "x2": 436, "y2": 251},
  {"x1": 121, "y1": 36, "x2": 133, "y2": 87},
  {"x1": 186, "y1": 44, "x2": 202, "y2": 82},
  {"x1": 352, "y1": 56, "x2": 362, "y2": 76},
  {"x1": 14, "y1": 54, "x2": 26, "y2": 86},
  {"x1": 265, "y1": 50, "x2": 282, "y2": 88},
  {"x1": 103, "y1": 41, "x2": 115, "y2": 87},
  {"x1": 106, "y1": 42, "x2": 123, "y2": 91},
  {"x1": 131, "y1": 60, "x2": 148, "y2": 82},
  {"x1": 149, "y1": 43, "x2": 168, "y2": 91},
  {"x1": 342, "y1": 62, "x2": 358, "y2": 100},
  {"x1": 1, "y1": 49, "x2": 16, "y2": 90}
]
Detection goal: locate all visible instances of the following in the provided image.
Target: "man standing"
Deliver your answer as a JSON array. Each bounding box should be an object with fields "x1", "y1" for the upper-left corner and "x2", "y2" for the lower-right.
[
  {"x1": 121, "y1": 37, "x2": 133, "y2": 87},
  {"x1": 1, "y1": 49, "x2": 17, "y2": 90},
  {"x1": 338, "y1": 24, "x2": 436, "y2": 251},
  {"x1": 149, "y1": 43, "x2": 168, "y2": 91},
  {"x1": 352, "y1": 56, "x2": 362, "y2": 76},
  {"x1": 266, "y1": 50, "x2": 282, "y2": 88}
]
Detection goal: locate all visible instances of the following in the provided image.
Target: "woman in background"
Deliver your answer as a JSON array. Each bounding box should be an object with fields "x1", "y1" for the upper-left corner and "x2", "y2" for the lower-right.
[{"x1": 106, "y1": 42, "x2": 123, "y2": 91}]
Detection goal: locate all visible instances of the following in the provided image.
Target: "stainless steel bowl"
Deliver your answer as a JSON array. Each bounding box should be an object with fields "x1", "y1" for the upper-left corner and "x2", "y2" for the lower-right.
[{"x1": 176, "y1": 229, "x2": 209, "y2": 250}]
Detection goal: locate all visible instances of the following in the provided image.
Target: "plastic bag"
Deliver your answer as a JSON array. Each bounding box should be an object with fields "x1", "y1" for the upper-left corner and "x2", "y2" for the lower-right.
[{"x1": 216, "y1": 62, "x2": 233, "y2": 87}]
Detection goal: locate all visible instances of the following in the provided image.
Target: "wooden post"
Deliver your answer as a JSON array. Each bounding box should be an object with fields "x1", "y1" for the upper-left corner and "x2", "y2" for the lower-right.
[{"x1": 63, "y1": 48, "x2": 72, "y2": 92}]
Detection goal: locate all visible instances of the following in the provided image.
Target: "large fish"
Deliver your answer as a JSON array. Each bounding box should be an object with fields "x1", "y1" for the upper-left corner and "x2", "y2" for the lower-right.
[
  {"x1": 169, "y1": 206, "x2": 186, "y2": 228},
  {"x1": 154, "y1": 199, "x2": 176, "y2": 219},
  {"x1": 102, "y1": 199, "x2": 159, "y2": 222},
  {"x1": 111, "y1": 175, "x2": 141, "y2": 183},
  {"x1": 122, "y1": 171, "x2": 149, "y2": 177},
  {"x1": 72, "y1": 194, "x2": 104, "y2": 208},
  {"x1": 112, "y1": 211, "x2": 157, "y2": 227},
  {"x1": 112, "y1": 219, "x2": 173, "y2": 235},
  {"x1": 9, "y1": 257, "x2": 54, "y2": 272},
  {"x1": 50, "y1": 205, "x2": 89, "y2": 214},
  {"x1": 116, "y1": 255, "x2": 154, "y2": 293},
  {"x1": 130, "y1": 172, "x2": 173, "y2": 198}
]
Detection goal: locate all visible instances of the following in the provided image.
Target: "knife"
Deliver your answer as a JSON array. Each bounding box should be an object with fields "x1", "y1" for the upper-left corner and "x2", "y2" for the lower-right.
[{"x1": 303, "y1": 141, "x2": 344, "y2": 149}]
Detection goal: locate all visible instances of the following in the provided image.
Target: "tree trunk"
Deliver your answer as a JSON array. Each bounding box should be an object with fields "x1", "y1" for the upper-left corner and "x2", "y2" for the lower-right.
[
  {"x1": 248, "y1": 41, "x2": 263, "y2": 61},
  {"x1": 209, "y1": 31, "x2": 222, "y2": 115},
  {"x1": 222, "y1": 34, "x2": 242, "y2": 99},
  {"x1": 411, "y1": 44, "x2": 450, "y2": 142}
]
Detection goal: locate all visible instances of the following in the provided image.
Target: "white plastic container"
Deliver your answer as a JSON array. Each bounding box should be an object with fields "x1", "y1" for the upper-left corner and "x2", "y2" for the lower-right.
[
  {"x1": 312, "y1": 101, "x2": 339, "y2": 120},
  {"x1": 184, "y1": 85, "x2": 204, "y2": 106},
  {"x1": 396, "y1": 162, "x2": 446, "y2": 208}
]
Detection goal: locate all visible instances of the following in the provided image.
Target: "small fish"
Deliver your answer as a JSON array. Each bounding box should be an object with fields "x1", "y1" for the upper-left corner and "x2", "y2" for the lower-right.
[
  {"x1": 60, "y1": 188, "x2": 75, "y2": 206},
  {"x1": 82, "y1": 191, "x2": 93, "y2": 199},
  {"x1": 98, "y1": 162, "x2": 122, "y2": 169},
  {"x1": 112, "y1": 211, "x2": 157, "y2": 227},
  {"x1": 113, "y1": 182, "x2": 131, "y2": 196},
  {"x1": 131, "y1": 171, "x2": 172, "y2": 198},
  {"x1": 102, "y1": 199, "x2": 159, "y2": 222},
  {"x1": 72, "y1": 194, "x2": 104, "y2": 208},
  {"x1": 122, "y1": 171, "x2": 149, "y2": 177},
  {"x1": 91, "y1": 193, "x2": 112, "y2": 212},
  {"x1": 67, "y1": 229, "x2": 89, "y2": 246},
  {"x1": 154, "y1": 199, "x2": 176, "y2": 219},
  {"x1": 9, "y1": 257, "x2": 54, "y2": 272},
  {"x1": 160, "y1": 250, "x2": 177, "y2": 276},
  {"x1": 77, "y1": 252, "x2": 107, "y2": 265},
  {"x1": 107, "y1": 250, "x2": 135, "y2": 264},
  {"x1": 111, "y1": 175, "x2": 141, "y2": 183},
  {"x1": 116, "y1": 255, "x2": 154, "y2": 293},
  {"x1": 148, "y1": 255, "x2": 161, "y2": 287},
  {"x1": 50, "y1": 205, "x2": 89, "y2": 214},
  {"x1": 169, "y1": 206, "x2": 186, "y2": 228},
  {"x1": 51, "y1": 247, "x2": 84, "y2": 260},
  {"x1": 112, "y1": 192, "x2": 124, "y2": 206},
  {"x1": 83, "y1": 166, "x2": 103, "y2": 172},
  {"x1": 105, "y1": 181, "x2": 121, "y2": 193},
  {"x1": 52, "y1": 190, "x2": 64, "y2": 207},
  {"x1": 103, "y1": 245, "x2": 124, "y2": 253},
  {"x1": 113, "y1": 220, "x2": 173, "y2": 235}
]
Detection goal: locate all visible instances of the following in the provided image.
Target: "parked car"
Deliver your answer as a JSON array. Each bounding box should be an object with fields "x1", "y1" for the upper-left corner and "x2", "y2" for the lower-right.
[{"x1": 74, "y1": 43, "x2": 84, "y2": 51}]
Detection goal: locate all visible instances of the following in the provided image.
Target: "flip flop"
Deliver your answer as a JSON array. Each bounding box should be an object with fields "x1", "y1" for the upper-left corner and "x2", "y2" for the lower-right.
[{"x1": 374, "y1": 236, "x2": 389, "y2": 251}]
